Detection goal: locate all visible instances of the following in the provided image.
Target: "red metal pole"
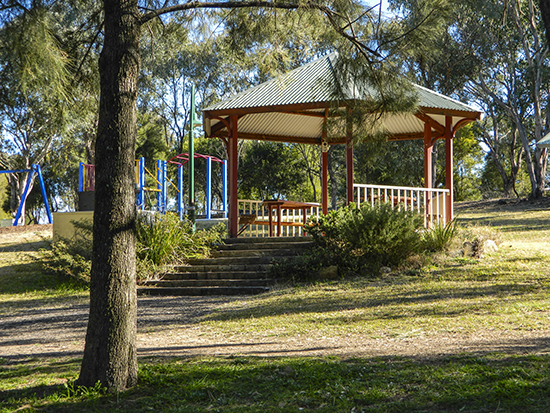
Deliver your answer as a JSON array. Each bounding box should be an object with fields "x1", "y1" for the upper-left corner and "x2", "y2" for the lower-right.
[
  {"x1": 229, "y1": 115, "x2": 239, "y2": 237},
  {"x1": 445, "y1": 116, "x2": 454, "y2": 223}
]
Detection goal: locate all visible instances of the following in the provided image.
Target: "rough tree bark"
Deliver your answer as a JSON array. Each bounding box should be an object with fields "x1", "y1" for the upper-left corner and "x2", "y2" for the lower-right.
[{"x1": 76, "y1": 0, "x2": 141, "y2": 391}]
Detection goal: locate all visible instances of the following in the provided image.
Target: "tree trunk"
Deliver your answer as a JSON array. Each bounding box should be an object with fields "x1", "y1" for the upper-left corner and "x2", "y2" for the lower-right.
[{"x1": 77, "y1": 0, "x2": 140, "y2": 392}]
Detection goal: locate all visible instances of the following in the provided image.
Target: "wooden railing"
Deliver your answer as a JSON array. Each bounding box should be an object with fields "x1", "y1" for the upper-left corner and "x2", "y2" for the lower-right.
[
  {"x1": 353, "y1": 184, "x2": 450, "y2": 227},
  {"x1": 237, "y1": 199, "x2": 320, "y2": 237}
]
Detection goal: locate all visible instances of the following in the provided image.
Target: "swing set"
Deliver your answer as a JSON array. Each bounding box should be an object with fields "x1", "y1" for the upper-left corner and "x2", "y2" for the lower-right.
[{"x1": 0, "y1": 164, "x2": 53, "y2": 226}]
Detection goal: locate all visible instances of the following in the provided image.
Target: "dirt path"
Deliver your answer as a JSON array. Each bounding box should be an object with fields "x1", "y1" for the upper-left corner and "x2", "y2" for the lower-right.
[
  {"x1": 2, "y1": 224, "x2": 550, "y2": 363},
  {"x1": 3, "y1": 294, "x2": 550, "y2": 362}
]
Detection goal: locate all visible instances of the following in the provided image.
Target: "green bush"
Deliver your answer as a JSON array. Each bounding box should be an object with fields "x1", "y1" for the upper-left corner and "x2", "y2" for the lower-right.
[
  {"x1": 135, "y1": 213, "x2": 224, "y2": 280},
  {"x1": 421, "y1": 219, "x2": 458, "y2": 252},
  {"x1": 307, "y1": 203, "x2": 425, "y2": 274},
  {"x1": 42, "y1": 213, "x2": 225, "y2": 284},
  {"x1": 41, "y1": 219, "x2": 93, "y2": 285}
]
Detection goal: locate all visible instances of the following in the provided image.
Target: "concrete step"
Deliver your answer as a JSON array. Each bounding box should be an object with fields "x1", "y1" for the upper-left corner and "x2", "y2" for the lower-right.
[
  {"x1": 188, "y1": 256, "x2": 283, "y2": 266},
  {"x1": 212, "y1": 248, "x2": 302, "y2": 258},
  {"x1": 173, "y1": 263, "x2": 272, "y2": 273},
  {"x1": 162, "y1": 271, "x2": 267, "y2": 280},
  {"x1": 144, "y1": 279, "x2": 274, "y2": 288},
  {"x1": 144, "y1": 236, "x2": 314, "y2": 297},
  {"x1": 138, "y1": 286, "x2": 270, "y2": 296}
]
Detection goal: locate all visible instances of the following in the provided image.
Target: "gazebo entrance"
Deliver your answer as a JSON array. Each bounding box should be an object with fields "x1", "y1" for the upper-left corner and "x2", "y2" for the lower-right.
[{"x1": 202, "y1": 54, "x2": 482, "y2": 237}]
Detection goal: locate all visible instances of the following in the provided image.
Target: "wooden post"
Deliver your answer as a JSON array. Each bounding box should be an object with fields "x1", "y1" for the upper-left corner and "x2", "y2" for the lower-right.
[
  {"x1": 321, "y1": 142, "x2": 328, "y2": 215},
  {"x1": 445, "y1": 116, "x2": 454, "y2": 223},
  {"x1": 424, "y1": 122, "x2": 433, "y2": 189},
  {"x1": 321, "y1": 109, "x2": 329, "y2": 214},
  {"x1": 229, "y1": 115, "x2": 239, "y2": 238},
  {"x1": 346, "y1": 110, "x2": 354, "y2": 205}
]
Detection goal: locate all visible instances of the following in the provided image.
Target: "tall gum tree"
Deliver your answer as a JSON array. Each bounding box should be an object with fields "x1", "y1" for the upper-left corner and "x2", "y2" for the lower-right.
[{"x1": 76, "y1": 0, "x2": 448, "y2": 391}]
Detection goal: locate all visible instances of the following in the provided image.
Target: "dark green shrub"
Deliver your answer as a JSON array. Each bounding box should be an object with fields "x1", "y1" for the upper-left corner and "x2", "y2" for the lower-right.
[{"x1": 307, "y1": 203, "x2": 424, "y2": 273}]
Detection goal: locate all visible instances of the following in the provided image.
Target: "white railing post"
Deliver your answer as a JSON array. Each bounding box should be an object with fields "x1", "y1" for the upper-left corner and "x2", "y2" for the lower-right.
[{"x1": 352, "y1": 183, "x2": 450, "y2": 229}]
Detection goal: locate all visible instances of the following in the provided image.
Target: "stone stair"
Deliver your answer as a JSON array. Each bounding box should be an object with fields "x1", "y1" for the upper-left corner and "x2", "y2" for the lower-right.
[{"x1": 138, "y1": 236, "x2": 313, "y2": 296}]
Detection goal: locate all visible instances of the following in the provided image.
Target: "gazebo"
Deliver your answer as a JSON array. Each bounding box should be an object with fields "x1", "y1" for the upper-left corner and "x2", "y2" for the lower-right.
[{"x1": 202, "y1": 53, "x2": 482, "y2": 237}]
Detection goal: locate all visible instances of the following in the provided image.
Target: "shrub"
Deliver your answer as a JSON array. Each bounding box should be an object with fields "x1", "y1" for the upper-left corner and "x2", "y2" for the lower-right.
[
  {"x1": 42, "y1": 213, "x2": 225, "y2": 284},
  {"x1": 41, "y1": 219, "x2": 93, "y2": 285},
  {"x1": 421, "y1": 219, "x2": 458, "y2": 252},
  {"x1": 306, "y1": 202, "x2": 425, "y2": 274},
  {"x1": 135, "y1": 213, "x2": 224, "y2": 281}
]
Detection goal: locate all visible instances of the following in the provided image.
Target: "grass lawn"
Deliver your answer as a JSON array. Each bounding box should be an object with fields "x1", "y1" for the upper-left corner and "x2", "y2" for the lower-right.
[{"x1": 2, "y1": 200, "x2": 550, "y2": 412}]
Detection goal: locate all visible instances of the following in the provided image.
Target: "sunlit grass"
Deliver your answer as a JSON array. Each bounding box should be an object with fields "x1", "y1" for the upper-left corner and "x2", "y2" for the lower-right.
[{"x1": 198, "y1": 204, "x2": 550, "y2": 340}]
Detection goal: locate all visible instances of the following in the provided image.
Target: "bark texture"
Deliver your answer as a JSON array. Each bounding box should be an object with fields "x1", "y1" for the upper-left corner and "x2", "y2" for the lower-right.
[{"x1": 76, "y1": 0, "x2": 140, "y2": 392}]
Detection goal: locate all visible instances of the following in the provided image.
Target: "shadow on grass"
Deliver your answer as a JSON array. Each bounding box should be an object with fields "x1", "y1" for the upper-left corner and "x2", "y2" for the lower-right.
[
  {"x1": 0, "y1": 262, "x2": 87, "y2": 295},
  {"x1": 204, "y1": 281, "x2": 544, "y2": 322},
  {"x1": 458, "y1": 215, "x2": 550, "y2": 233},
  {"x1": 0, "y1": 239, "x2": 51, "y2": 253},
  {"x1": 3, "y1": 352, "x2": 550, "y2": 413}
]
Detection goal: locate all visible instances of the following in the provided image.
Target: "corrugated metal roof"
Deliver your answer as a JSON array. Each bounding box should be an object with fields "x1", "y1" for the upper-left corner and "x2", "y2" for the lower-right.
[
  {"x1": 205, "y1": 54, "x2": 337, "y2": 111},
  {"x1": 204, "y1": 53, "x2": 480, "y2": 115},
  {"x1": 414, "y1": 84, "x2": 478, "y2": 113},
  {"x1": 538, "y1": 132, "x2": 550, "y2": 148}
]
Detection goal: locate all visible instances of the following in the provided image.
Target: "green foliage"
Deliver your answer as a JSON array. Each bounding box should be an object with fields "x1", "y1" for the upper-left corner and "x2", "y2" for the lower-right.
[
  {"x1": 135, "y1": 212, "x2": 224, "y2": 281},
  {"x1": 307, "y1": 203, "x2": 425, "y2": 274},
  {"x1": 41, "y1": 220, "x2": 93, "y2": 285},
  {"x1": 238, "y1": 141, "x2": 306, "y2": 200},
  {"x1": 421, "y1": 218, "x2": 458, "y2": 252},
  {"x1": 42, "y1": 214, "x2": 224, "y2": 284}
]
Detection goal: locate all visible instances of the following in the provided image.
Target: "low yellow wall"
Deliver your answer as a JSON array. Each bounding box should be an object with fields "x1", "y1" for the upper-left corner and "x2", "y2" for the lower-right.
[{"x1": 53, "y1": 212, "x2": 94, "y2": 243}]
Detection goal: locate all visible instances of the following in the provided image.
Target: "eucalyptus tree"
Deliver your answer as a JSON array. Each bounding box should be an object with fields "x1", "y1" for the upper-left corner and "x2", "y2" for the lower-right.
[{"x1": 468, "y1": 0, "x2": 549, "y2": 199}]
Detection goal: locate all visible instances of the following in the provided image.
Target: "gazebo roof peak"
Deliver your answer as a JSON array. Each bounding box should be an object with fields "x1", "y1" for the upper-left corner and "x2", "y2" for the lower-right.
[{"x1": 203, "y1": 52, "x2": 482, "y2": 145}]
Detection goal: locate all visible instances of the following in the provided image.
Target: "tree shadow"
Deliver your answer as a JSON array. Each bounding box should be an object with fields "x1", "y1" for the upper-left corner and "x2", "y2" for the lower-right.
[
  {"x1": 3, "y1": 348, "x2": 550, "y2": 412},
  {"x1": 203, "y1": 281, "x2": 542, "y2": 322}
]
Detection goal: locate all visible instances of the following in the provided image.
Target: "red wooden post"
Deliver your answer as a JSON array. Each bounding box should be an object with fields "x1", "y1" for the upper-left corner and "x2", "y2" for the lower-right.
[
  {"x1": 321, "y1": 145, "x2": 328, "y2": 215},
  {"x1": 424, "y1": 122, "x2": 433, "y2": 189},
  {"x1": 321, "y1": 110, "x2": 329, "y2": 215},
  {"x1": 346, "y1": 110, "x2": 354, "y2": 205},
  {"x1": 229, "y1": 115, "x2": 239, "y2": 237},
  {"x1": 276, "y1": 205, "x2": 282, "y2": 237},
  {"x1": 268, "y1": 206, "x2": 273, "y2": 237},
  {"x1": 445, "y1": 116, "x2": 454, "y2": 223}
]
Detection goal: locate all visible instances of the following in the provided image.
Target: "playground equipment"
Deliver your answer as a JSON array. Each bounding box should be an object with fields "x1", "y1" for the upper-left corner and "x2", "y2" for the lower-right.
[
  {"x1": 79, "y1": 154, "x2": 227, "y2": 220},
  {"x1": 167, "y1": 153, "x2": 227, "y2": 220},
  {"x1": 0, "y1": 164, "x2": 53, "y2": 226}
]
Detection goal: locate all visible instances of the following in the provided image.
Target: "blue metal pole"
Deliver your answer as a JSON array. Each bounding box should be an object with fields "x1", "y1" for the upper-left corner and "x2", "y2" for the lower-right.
[
  {"x1": 156, "y1": 159, "x2": 162, "y2": 212},
  {"x1": 178, "y1": 165, "x2": 184, "y2": 220},
  {"x1": 78, "y1": 162, "x2": 84, "y2": 192},
  {"x1": 139, "y1": 157, "x2": 145, "y2": 210},
  {"x1": 206, "y1": 157, "x2": 212, "y2": 219},
  {"x1": 162, "y1": 160, "x2": 167, "y2": 214},
  {"x1": 35, "y1": 165, "x2": 53, "y2": 224},
  {"x1": 13, "y1": 169, "x2": 35, "y2": 226}
]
